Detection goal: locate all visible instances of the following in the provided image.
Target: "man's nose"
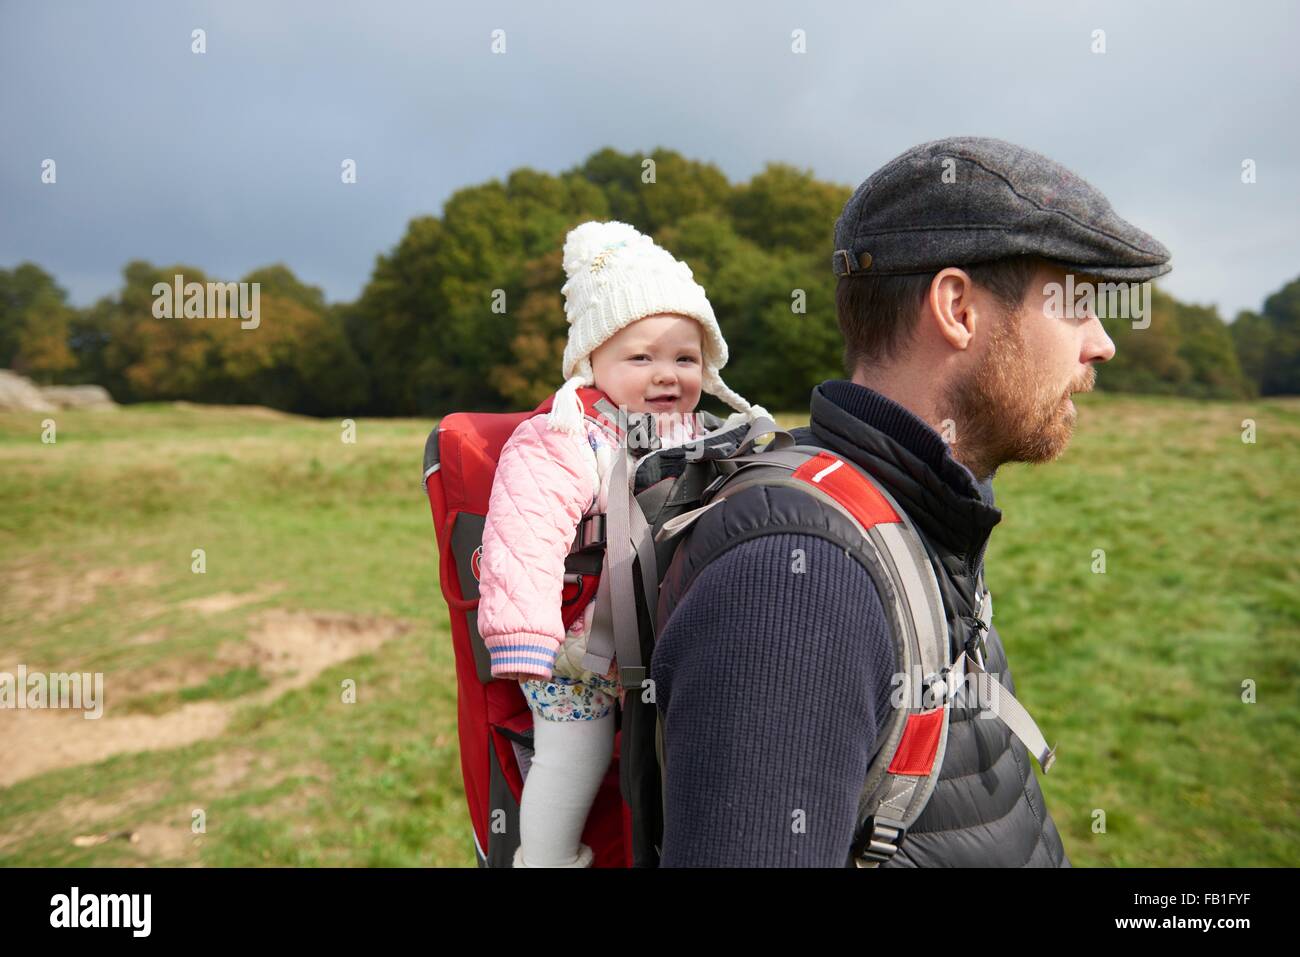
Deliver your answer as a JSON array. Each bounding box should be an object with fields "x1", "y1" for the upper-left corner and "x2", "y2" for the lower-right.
[{"x1": 1084, "y1": 318, "x2": 1116, "y2": 364}]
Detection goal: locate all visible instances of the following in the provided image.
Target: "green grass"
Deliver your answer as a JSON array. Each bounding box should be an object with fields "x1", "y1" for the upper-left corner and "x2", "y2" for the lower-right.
[
  {"x1": 124, "y1": 666, "x2": 271, "y2": 716},
  {"x1": 0, "y1": 395, "x2": 1296, "y2": 866}
]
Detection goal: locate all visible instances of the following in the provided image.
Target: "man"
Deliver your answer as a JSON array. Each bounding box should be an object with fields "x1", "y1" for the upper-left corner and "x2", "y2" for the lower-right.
[{"x1": 649, "y1": 136, "x2": 1173, "y2": 866}]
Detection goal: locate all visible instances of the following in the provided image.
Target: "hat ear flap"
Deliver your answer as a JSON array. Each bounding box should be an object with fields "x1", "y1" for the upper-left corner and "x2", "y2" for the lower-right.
[{"x1": 701, "y1": 367, "x2": 767, "y2": 423}]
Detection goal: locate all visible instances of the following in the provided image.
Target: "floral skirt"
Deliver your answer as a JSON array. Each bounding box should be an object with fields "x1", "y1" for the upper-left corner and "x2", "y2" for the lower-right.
[{"x1": 521, "y1": 674, "x2": 622, "y2": 722}]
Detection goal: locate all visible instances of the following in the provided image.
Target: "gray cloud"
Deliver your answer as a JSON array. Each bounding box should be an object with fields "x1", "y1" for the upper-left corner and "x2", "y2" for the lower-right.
[{"x1": 2, "y1": 0, "x2": 1296, "y2": 320}]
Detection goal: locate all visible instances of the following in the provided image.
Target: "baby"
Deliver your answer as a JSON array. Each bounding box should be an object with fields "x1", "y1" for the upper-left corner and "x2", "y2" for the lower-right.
[{"x1": 475, "y1": 220, "x2": 767, "y2": 867}]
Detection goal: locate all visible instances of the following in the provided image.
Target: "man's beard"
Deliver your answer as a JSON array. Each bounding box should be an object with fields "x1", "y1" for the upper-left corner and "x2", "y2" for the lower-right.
[{"x1": 939, "y1": 310, "x2": 1094, "y2": 482}]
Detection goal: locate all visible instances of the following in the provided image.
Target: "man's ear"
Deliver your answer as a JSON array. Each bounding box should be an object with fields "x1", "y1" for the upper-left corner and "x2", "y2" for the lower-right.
[{"x1": 927, "y1": 268, "x2": 979, "y2": 350}]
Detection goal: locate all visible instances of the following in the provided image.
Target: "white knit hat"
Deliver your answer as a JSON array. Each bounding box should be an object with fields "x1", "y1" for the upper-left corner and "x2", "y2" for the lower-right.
[{"x1": 547, "y1": 220, "x2": 769, "y2": 435}]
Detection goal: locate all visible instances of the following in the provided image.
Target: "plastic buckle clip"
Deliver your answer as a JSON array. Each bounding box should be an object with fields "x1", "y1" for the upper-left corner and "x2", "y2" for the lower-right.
[
  {"x1": 852, "y1": 815, "x2": 907, "y2": 868},
  {"x1": 962, "y1": 616, "x2": 988, "y2": 669},
  {"x1": 923, "y1": 668, "x2": 953, "y2": 709},
  {"x1": 575, "y1": 513, "x2": 606, "y2": 552}
]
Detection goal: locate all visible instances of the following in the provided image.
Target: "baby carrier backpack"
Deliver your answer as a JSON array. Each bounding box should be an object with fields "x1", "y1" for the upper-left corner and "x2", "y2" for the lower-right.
[{"x1": 422, "y1": 389, "x2": 1057, "y2": 867}]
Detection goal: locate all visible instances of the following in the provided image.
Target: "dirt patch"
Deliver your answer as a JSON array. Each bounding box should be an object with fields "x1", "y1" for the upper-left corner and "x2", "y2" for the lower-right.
[
  {"x1": 194, "y1": 749, "x2": 262, "y2": 792},
  {"x1": 0, "y1": 702, "x2": 231, "y2": 789},
  {"x1": 129, "y1": 822, "x2": 199, "y2": 861},
  {"x1": 126, "y1": 627, "x2": 170, "y2": 647},
  {"x1": 3, "y1": 563, "x2": 161, "y2": 622},
  {"x1": 181, "y1": 584, "x2": 285, "y2": 615},
  {"x1": 240, "y1": 611, "x2": 409, "y2": 689},
  {"x1": 57, "y1": 780, "x2": 170, "y2": 830},
  {"x1": 0, "y1": 774, "x2": 176, "y2": 857},
  {"x1": 125, "y1": 656, "x2": 229, "y2": 697},
  {"x1": 65, "y1": 817, "x2": 203, "y2": 863},
  {"x1": 0, "y1": 611, "x2": 412, "y2": 788},
  {"x1": 171, "y1": 401, "x2": 294, "y2": 420},
  {"x1": 193, "y1": 753, "x2": 328, "y2": 800}
]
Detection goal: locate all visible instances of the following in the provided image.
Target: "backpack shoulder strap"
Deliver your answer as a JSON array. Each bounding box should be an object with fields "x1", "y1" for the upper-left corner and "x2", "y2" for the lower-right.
[
  {"x1": 656, "y1": 444, "x2": 959, "y2": 866},
  {"x1": 578, "y1": 412, "x2": 793, "y2": 687},
  {"x1": 663, "y1": 442, "x2": 1060, "y2": 864}
]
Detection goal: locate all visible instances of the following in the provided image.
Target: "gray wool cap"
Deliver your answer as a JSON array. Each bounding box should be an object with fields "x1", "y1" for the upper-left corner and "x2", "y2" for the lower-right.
[{"x1": 832, "y1": 136, "x2": 1172, "y2": 282}]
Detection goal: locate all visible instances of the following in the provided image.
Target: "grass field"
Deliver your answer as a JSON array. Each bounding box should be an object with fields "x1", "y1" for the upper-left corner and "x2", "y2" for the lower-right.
[{"x1": 1, "y1": 395, "x2": 1297, "y2": 866}]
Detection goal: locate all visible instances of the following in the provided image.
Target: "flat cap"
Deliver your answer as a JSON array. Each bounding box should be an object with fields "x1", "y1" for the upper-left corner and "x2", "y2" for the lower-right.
[{"x1": 832, "y1": 136, "x2": 1172, "y2": 282}]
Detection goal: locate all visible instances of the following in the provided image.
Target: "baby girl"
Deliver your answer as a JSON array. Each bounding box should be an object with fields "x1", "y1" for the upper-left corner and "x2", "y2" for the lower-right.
[{"x1": 475, "y1": 220, "x2": 766, "y2": 867}]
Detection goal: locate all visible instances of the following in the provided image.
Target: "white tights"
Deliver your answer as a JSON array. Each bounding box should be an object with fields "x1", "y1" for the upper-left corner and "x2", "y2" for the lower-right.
[{"x1": 516, "y1": 712, "x2": 614, "y2": 867}]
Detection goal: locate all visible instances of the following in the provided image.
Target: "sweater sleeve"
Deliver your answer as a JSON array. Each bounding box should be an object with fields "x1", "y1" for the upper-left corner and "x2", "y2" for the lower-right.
[
  {"x1": 477, "y1": 416, "x2": 597, "y2": 682},
  {"x1": 650, "y1": 532, "x2": 898, "y2": 867}
]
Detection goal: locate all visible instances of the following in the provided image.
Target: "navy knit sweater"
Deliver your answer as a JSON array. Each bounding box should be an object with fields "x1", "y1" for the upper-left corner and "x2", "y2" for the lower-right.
[{"x1": 650, "y1": 380, "x2": 994, "y2": 867}]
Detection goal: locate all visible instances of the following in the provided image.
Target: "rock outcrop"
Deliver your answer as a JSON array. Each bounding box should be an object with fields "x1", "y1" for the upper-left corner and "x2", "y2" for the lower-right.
[{"x1": 0, "y1": 370, "x2": 117, "y2": 412}]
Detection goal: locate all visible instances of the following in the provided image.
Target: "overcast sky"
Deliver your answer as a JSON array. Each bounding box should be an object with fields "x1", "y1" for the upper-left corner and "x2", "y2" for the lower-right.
[{"x1": 2, "y1": 0, "x2": 1297, "y2": 320}]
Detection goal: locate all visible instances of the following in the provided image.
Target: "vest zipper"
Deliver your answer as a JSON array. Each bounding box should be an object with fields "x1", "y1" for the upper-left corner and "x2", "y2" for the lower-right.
[{"x1": 968, "y1": 535, "x2": 990, "y2": 585}]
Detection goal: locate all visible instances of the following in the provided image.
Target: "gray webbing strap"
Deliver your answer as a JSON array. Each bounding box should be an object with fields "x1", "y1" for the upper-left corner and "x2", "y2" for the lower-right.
[
  {"x1": 580, "y1": 445, "x2": 647, "y2": 687},
  {"x1": 583, "y1": 411, "x2": 789, "y2": 684},
  {"x1": 730, "y1": 415, "x2": 795, "y2": 456},
  {"x1": 628, "y1": 487, "x2": 658, "y2": 638},
  {"x1": 583, "y1": 562, "x2": 615, "y2": 676},
  {"x1": 583, "y1": 415, "x2": 791, "y2": 685},
  {"x1": 593, "y1": 397, "x2": 621, "y2": 423},
  {"x1": 722, "y1": 448, "x2": 819, "y2": 470},
  {"x1": 654, "y1": 499, "x2": 722, "y2": 542},
  {"x1": 963, "y1": 653, "x2": 1056, "y2": 773}
]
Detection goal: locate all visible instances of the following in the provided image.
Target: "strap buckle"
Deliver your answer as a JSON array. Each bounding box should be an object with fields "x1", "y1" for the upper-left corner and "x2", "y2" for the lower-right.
[
  {"x1": 962, "y1": 590, "x2": 990, "y2": 667},
  {"x1": 923, "y1": 668, "x2": 955, "y2": 708},
  {"x1": 962, "y1": 617, "x2": 987, "y2": 665},
  {"x1": 573, "y1": 513, "x2": 606, "y2": 552},
  {"x1": 619, "y1": 665, "x2": 646, "y2": 688},
  {"x1": 852, "y1": 815, "x2": 907, "y2": 868}
]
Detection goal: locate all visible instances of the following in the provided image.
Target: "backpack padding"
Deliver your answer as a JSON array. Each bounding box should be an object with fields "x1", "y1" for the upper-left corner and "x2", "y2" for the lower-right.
[
  {"x1": 425, "y1": 426, "x2": 532, "y2": 863},
  {"x1": 425, "y1": 393, "x2": 660, "y2": 869},
  {"x1": 685, "y1": 447, "x2": 959, "y2": 865},
  {"x1": 447, "y1": 512, "x2": 492, "y2": 683}
]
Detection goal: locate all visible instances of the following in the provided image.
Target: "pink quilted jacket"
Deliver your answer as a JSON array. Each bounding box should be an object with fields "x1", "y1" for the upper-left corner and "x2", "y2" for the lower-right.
[{"x1": 477, "y1": 407, "x2": 704, "y2": 685}]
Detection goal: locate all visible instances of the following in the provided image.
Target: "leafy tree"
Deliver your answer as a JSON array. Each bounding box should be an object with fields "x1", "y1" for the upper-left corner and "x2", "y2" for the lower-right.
[
  {"x1": 1229, "y1": 310, "x2": 1272, "y2": 397},
  {"x1": 660, "y1": 213, "x2": 841, "y2": 412},
  {"x1": 1100, "y1": 288, "x2": 1249, "y2": 399},
  {"x1": 80, "y1": 260, "x2": 365, "y2": 414},
  {"x1": 579, "y1": 147, "x2": 656, "y2": 227},
  {"x1": 348, "y1": 168, "x2": 607, "y2": 414},
  {"x1": 1256, "y1": 277, "x2": 1300, "y2": 395},
  {"x1": 10, "y1": 147, "x2": 1295, "y2": 413},
  {"x1": 638, "y1": 149, "x2": 730, "y2": 234},
  {"x1": 488, "y1": 250, "x2": 568, "y2": 408},
  {"x1": 0, "y1": 263, "x2": 76, "y2": 381},
  {"x1": 730, "y1": 162, "x2": 851, "y2": 258}
]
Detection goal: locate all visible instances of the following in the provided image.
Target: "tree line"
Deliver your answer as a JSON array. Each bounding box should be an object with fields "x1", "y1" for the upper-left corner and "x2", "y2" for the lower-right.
[{"x1": 2, "y1": 147, "x2": 1296, "y2": 417}]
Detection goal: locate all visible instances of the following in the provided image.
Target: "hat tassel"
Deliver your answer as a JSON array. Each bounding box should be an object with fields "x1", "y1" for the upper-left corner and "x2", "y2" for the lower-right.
[{"x1": 546, "y1": 375, "x2": 589, "y2": 436}]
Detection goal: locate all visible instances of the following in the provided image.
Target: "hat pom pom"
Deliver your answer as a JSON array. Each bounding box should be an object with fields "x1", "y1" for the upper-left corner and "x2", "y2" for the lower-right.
[{"x1": 562, "y1": 221, "x2": 646, "y2": 278}]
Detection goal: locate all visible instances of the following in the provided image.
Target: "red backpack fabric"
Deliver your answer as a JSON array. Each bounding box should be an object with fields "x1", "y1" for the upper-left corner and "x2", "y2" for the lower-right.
[{"x1": 422, "y1": 388, "x2": 633, "y2": 867}]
